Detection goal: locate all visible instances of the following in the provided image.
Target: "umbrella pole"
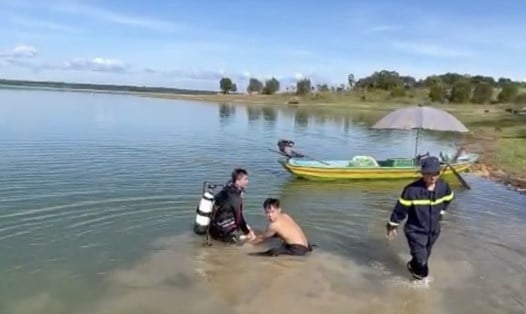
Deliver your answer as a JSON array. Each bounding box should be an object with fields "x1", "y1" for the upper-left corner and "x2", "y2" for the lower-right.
[{"x1": 414, "y1": 129, "x2": 419, "y2": 157}]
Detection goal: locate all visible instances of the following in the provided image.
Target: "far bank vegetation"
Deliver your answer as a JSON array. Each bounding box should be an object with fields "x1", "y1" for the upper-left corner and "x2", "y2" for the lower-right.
[{"x1": 218, "y1": 71, "x2": 526, "y2": 108}]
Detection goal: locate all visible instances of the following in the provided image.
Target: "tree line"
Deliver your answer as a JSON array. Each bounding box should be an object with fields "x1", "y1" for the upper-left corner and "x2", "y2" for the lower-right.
[
  {"x1": 0, "y1": 78, "x2": 218, "y2": 95},
  {"x1": 218, "y1": 71, "x2": 526, "y2": 105}
]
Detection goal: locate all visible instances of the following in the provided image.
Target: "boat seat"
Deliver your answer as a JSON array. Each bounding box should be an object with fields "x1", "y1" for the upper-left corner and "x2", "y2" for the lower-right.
[{"x1": 348, "y1": 155, "x2": 380, "y2": 167}]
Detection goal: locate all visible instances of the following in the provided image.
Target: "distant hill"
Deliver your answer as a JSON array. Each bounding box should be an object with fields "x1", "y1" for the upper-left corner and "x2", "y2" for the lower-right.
[{"x1": 0, "y1": 78, "x2": 217, "y2": 95}]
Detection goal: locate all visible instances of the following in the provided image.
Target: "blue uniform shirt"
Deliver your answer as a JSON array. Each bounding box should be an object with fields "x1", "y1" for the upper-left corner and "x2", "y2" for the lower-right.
[{"x1": 388, "y1": 178, "x2": 454, "y2": 234}]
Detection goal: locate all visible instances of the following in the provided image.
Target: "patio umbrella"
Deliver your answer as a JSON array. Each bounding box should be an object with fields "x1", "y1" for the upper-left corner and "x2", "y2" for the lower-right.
[
  {"x1": 371, "y1": 104, "x2": 471, "y2": 188},
  {"x1": 371, "y1": 104, "x2": 469, "y2": 155}
]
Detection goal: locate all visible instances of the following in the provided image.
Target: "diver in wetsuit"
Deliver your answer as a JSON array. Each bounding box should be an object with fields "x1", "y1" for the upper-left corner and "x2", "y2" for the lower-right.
[
  {"x1": 248, "y1": 198, "x2": 314, "y2": 256},
  {"x1": 208, "y1": 168, "x2": 255, "y2": 243},
  {"x1": 386, "y1": 156, "x2": 455, "y2": 281}
]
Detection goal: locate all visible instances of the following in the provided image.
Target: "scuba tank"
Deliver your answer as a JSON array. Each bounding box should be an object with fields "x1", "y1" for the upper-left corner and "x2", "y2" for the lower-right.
[{"x1": 193, "y1": 181, "x2": 224, "y2": 235}]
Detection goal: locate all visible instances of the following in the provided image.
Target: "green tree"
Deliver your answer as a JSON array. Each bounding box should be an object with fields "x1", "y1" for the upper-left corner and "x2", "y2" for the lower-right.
[
  {"x1": 375, "y1": 70, "x2": 403, "y2": 90},
  {"x1": 296, "y1": 78, "x2": 311, "y2": 95},
  {"x1": 429, "y1": 84, "x2": 447, "y2": 102},
  {"x1": 438, "y1": 72, "x2": 468, "y2": 87},
  {"x1": 449, "y1": 79, "x2": 472, "y2": 103},
  {"x1": 231, "y1": 83, "x2": 237, "y2": 93},
  {"x1": 347, "y1": 73, "x2": 355, "y2": 89},
  {"x1": 400, "y1": 76, "x2": 417, "y2": 88},
  {"x1": 262, "y1": 77, "x2": 280, "y2": 95},
  {"x1": 354, "y1": 70, "x2": 405, "y2": 90},
  {"x1": 247, "y1": 78, "x2": 263, "y2": 94},
  {"x1": 470, "y1": 75, "x2": 496, "y2": 86},
  {"x1": 471, "y1": 82, "x2": 493, "y2": 104},
  {"x1": 515, "y1": 93, "x2": 526, "y2": 105},
  {"x1": 497, "y1": 83, "x2": 519, "y2": 103},
  {"x1": 318, "y1": 84, "x2": 330, "y2": 92},
  {"x1": 390, "y1": 86, "x2": 406, "y2": 97},
  {"x1": 219, "y1": 77, "x2": 233, "y2": 94},
  {"x1": 497, "y1": 77, "x2": 513, "y2": 87},
  {"x1": 424, "y1": 75, "x2": 442, "y2": 88}
]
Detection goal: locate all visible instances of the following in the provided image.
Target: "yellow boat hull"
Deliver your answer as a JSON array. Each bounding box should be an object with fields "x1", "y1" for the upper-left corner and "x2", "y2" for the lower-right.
[{"x1": 278, "y1": 158, "x2": 476, "y2": 181}]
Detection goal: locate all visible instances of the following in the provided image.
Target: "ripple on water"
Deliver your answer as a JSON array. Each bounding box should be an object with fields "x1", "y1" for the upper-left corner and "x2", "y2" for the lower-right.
[{"x1": 0, "y1": 91, "x2": 525, "y2": 314}]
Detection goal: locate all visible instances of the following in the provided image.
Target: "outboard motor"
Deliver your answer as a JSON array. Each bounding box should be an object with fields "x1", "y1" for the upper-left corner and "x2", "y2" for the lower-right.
[
  {"x1": 277, "y1": 139, "x2": 304, "y2": 158},
  {"x1": 193, "y1": 182, "x2": 223, "y2": 235}
]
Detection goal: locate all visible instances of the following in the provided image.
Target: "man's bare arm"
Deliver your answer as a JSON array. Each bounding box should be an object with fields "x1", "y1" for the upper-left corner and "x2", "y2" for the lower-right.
[{"x1": 249, "y1": 224, "x2": 277, "y2": 244}]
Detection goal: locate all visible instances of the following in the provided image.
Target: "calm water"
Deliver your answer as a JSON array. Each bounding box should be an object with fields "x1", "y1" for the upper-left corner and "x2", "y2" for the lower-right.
[{"x1": 0, "y1": 89, "x2": 524, "y2": 314}]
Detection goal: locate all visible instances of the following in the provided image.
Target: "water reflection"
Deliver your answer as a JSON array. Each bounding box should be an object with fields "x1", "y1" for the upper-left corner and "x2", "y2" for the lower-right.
[
  {"x1": 236, "y1": 104, "x2": 465, "y2": 159},
  {"x1": 246, "y1": 107, "x2": 261, "y2": 122},
  {"x1": 240, "y1": 105, "x2": 380, "y2": 136},
  {"x1": 261, "y1": 107, "x2": 276, "y2": 122},
  {"x1": 314, "y1": 113, "x2": 327, "y2": 127},
  {"x1": 218, "y1": 104, "x2": 236, "y2": 124},
  {"x1": 294, "y1": 109, "x2": 309, "y2": 129}
]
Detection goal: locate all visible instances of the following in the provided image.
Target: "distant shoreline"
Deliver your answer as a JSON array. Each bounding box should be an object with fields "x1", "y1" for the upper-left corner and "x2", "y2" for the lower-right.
[{"x1": 0, "y1": 84, "x2": 222, "y2": 102}]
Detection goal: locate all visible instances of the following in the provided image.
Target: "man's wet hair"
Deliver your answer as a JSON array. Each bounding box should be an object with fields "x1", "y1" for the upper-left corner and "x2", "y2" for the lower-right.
[
  {"x1": 263, "y1": 197, "x2": 280, "y2": 209},
  {"x1": 231, "y1": 168, "x2": 248, "y2": 183}
]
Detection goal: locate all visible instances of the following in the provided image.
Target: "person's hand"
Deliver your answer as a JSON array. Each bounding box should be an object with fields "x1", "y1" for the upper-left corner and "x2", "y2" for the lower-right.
[
  {"x1": 246, "y1": 230, "x2": 256, "y2": 242},
  {"x1": 386, "y1": 223, "x2": 397, "y2": 240}
]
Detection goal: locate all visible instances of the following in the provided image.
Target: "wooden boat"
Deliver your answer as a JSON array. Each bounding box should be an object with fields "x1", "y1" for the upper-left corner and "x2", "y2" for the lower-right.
[{"x1": 277, "y1": 153, "x2": 479, "y2": 181}]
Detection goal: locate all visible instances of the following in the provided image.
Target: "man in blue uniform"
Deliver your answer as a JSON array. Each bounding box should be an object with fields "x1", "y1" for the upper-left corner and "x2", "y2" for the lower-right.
[{"x1": 386, "y1": 156, "x2": 455, "y2": 281}]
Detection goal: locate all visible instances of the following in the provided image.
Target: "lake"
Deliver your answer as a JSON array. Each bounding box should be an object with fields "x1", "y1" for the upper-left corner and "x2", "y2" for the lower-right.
[{"x1": 0, "y1": 89, "x2": 524, "y2": 314}]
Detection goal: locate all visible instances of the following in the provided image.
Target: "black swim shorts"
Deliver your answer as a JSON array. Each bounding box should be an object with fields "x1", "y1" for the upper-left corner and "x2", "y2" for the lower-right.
[{"x1": 249, "y1": 243, "x2": 314, "y2": 257}]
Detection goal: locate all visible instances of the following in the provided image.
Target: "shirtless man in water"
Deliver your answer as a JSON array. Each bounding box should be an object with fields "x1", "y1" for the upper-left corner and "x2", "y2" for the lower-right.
[{"x1": 248, "y1": 197, "x2": 313, "y2": 256}]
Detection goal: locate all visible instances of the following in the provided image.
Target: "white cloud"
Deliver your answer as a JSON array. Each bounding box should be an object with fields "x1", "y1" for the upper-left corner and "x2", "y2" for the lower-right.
[
  {"x1": 0, "y1": 0, "x2": 31, "y2": 8},
  {"x1": 11, "y1": 16, "x2": 82, "y2": 33},
  {"x1": 0, "y1": 45, "x2": 38, "y2": 58},
  {"x1": 157, "y1": 69, "x2": 227, "y2": 81},
  {"x1": 64, "y1": 58, "x2": 128, "y2": 72},
  {"x1": 390, "y1": 41, "x2": 475, "y2": 58},
  {"x1": 294, "y1": 73, "x2": 304, "y2": 80},
  {"x1": 53, "y1": 2, "x2": 185, "y2": 32},
  {"x1": 367, "y1": 25, "x2": 403, "y2": 33}
]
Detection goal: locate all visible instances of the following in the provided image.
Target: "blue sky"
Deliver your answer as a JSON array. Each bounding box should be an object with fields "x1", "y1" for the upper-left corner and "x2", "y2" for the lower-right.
[{"x1": 0, "y1": 0, "x2": 525, "y2": 91}]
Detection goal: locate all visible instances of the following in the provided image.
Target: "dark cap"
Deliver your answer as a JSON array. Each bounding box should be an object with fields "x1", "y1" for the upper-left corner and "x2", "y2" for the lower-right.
[{"x1": 421, "y1": 156, "x2": 441, "y2": 174}]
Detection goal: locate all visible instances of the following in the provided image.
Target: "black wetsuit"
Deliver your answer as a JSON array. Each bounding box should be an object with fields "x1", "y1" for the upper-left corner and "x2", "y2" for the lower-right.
[
  {"x1": 387, "y1": 178, "x2": 454, "y2": 279},
  {"x1": 249, "y1": 243, "x2": 314, "y2": 257},
  {"x1": 208, "y1": 184, "x2": 250, "y2": 243}
]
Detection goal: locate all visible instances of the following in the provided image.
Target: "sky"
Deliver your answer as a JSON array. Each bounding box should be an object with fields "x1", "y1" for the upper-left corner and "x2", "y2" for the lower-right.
[{"x1": 0, "y1": 0, "x2": 525, "y2": 91}]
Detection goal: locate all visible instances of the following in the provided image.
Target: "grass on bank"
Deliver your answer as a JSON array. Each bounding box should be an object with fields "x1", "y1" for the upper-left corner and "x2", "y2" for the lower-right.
[{"x1": 460, "y1": 113, "x2": 526, "y2": 179}]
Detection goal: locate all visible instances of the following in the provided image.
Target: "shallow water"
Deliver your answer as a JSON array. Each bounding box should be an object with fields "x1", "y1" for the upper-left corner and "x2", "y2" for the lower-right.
[{"x1": 0, "y1": 89, "x2": 525, "y2": 314}]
